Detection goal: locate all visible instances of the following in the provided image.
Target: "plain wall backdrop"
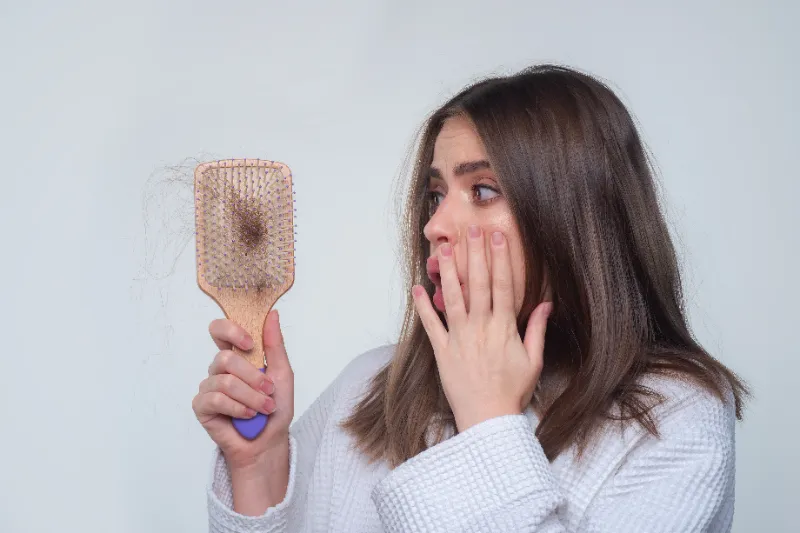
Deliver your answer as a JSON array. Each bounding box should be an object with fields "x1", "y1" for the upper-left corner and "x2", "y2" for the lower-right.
[{"x1": 1, "y1": 1, "x2": 796, "y2": 531}]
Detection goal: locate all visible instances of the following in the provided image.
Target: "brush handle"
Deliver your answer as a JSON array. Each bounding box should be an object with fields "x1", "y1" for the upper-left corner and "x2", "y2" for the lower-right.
[{"x1": 232, "y1": 366, "x2": 269, "y2": 439}]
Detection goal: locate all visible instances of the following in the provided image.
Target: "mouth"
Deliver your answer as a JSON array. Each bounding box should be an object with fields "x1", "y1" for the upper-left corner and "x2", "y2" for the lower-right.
[
  {"x1": 426, "y1": 256, "x2": 442, "y2": 286},
  {"x1": 426, "y1": 256, "x2": 466, "y2": 313}
]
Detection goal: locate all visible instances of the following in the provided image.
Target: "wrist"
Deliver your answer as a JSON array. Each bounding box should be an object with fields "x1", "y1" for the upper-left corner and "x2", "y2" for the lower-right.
[
  {"x1": 455, "y1": 405, "x2": 521, "y2": 433},
  {"x1": 228, "y1": 437, "x2": 291, "y2": 515},
  {"x1": 226, "y1": 432, "x2": 290, "y2": 473}
]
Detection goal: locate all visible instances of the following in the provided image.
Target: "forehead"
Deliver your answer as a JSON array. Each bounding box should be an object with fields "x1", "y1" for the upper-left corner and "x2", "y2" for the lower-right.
[{"x1": 432, "y1": 117, "x2": 488, "y2": 166}]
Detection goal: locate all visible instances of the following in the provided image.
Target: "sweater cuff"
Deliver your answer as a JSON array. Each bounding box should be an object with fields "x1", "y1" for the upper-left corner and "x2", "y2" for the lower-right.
[
  {"x1": 207, "y1": 434, "x2": 298, "y2": 533},
  {"x1": 371, "y1": 414, "x2": 562, "y2": 532}
]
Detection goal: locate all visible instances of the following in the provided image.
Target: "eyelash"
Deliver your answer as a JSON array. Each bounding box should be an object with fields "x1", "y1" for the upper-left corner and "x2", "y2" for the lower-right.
[{"x1": 427, "y1": 184, "x2": 501, "y2": 215}]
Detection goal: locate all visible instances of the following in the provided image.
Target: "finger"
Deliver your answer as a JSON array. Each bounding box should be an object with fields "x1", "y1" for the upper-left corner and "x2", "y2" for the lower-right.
[
  {"x1": 208, "y1": 350, "x2": 274, "y2": 395},
  {"x1": 412, "y1": 285, "x2": 448, "y2": 348},
  {"x1": 490, "y1": 232, "x2": 515, "y2": 316},
  {"x1": 466, "y1": 225, "x2": 490, "y2": 319},
  {"x1": 438, "y1": 243, "x2": 466, "y2": 325},
  {"x1": 200, "y1": 374, "x2": 275, "y2": 415},
  {"x1": 193, "y1": 391, "x2": 258, "y2": 420},
  {"x1": 262, "y1": 310, "x2": 292, "y2": 375},
  {"x1": 209, "y1": 319, "x2": 254, "y2": 352},
  {"x1": 523, "y1": 301, "x2": 553, "y2": 363}
]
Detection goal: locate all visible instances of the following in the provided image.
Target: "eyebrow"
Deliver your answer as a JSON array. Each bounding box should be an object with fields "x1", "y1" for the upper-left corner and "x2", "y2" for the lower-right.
[{"x1": 427, "y1": 159, "x2": 492, "y2": 180}]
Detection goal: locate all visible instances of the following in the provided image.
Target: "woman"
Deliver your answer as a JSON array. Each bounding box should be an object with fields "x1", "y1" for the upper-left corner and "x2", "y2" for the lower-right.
[{"x1": 192, "y1": 64, "x2": 747, "y2": 532}]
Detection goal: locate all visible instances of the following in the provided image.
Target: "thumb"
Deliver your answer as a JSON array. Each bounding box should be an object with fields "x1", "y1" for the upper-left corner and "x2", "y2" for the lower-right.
[
  {"x1": 263, "y1": 309, "x2": 290, "y2": 371},
  {"x1": 523, "y1": 301, "x2": 552, "y2": 363}
]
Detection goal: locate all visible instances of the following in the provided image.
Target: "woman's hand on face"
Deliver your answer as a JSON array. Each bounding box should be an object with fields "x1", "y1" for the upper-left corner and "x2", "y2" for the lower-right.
[{"x1": 412, "y1": 225, "x2": 552, "y2": 433}]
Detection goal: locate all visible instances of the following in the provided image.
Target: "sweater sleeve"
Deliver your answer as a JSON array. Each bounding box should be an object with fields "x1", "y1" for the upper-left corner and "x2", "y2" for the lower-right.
[
  {"x1": 206, "y1": 365, "x2": 343, "y2": 533},
  {"x1": 206, "y1": 344, "x2": 395, "y2": 533},
  {"x1": 371, "y1": 385, "x2": 736, "y2": 533}
]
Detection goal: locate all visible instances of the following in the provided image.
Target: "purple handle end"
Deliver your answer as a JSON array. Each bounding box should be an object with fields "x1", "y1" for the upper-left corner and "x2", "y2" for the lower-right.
[{"x1": 232, "y1": 367, "x2": 269, "y2": 440}]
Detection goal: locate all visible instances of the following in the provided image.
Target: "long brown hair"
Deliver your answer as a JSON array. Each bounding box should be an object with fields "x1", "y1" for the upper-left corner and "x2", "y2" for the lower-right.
[{"x1": 341, "y1": 64, "x2": 748, "y2": 466}]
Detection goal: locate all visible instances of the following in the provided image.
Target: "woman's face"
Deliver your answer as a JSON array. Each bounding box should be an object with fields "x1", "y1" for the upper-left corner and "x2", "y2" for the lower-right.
[{"x1": 423, "y1": 116, "x2": 527, "y2": 318}]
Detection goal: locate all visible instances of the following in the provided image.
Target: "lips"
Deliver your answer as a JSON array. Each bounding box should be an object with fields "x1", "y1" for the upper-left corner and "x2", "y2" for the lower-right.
[
  {"x1": 426, "y1": 256, "x2": 466, "y2": 286},
  {"x1": 426, "y1": 256, "x2": 442, "y2": 286},
  {"x1": 426, "y1": 255, "x2": 467, "y2": 313}
]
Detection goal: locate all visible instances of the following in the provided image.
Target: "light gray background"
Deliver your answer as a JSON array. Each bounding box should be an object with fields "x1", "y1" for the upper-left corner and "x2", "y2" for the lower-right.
[{"x1": 1, "y1": 1, "x2": 796, "y2": 531}]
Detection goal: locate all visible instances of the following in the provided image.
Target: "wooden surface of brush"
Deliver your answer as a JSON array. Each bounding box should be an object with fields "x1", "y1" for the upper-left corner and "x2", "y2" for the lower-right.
[{"x1": 194, "y1": 158, "x2": 295, "y2": 369}]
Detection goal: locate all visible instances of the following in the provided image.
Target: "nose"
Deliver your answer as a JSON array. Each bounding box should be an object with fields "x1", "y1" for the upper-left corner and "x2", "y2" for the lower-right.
[{"x1": 423, "y1": 195, "x2": 462, "y2": 251}]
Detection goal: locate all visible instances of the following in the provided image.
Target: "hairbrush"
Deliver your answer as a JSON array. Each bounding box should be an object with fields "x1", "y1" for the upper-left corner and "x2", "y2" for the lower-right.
[{"x1": 194, "y1": 158, "x2": 295, "y2": 440}]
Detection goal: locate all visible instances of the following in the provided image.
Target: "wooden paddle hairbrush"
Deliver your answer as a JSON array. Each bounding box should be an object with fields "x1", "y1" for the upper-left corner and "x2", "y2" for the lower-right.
[{"x1": 194, "y1": 158, "x2": 295, "y2": 440}]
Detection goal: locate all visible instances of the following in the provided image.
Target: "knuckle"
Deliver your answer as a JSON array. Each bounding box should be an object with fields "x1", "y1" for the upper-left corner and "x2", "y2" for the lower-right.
[
  {"x1": 473, "y1": 278, "x2": 490, "y2": 291},
  {"x1": 494, "y1": 275, "x2": 512, "y2": 290},
  {"x1": 226, "y1": 321, "x2": 243, "y2": 341},
  {"x1": 217, "y1": 350, "x2": 233, "y2": 369},
  {"x1": 211, "y1": 319, "x2": 237, "y2": 342},
  {"x1": 218, "y1": 374, "x2": 234, "y2": 392},
  {"x1": 209, "y1": 319, "x2": 226, "y2": 339},
  {"x1": 209, "y1": 392, "x2": 225, "y2": 412}
]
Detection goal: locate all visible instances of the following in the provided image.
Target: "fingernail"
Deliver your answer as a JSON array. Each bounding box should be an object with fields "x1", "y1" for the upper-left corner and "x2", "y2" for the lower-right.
[
  {"x1": 245, "y1": 408, "x2": 257, "y2": 418},
  {"x1": 262, "y1": 397, "x2": 275, "y2": 415},
  {"x1": 441, "y1": 243, "x2": 452, "y2": 257},
  {"x1": 241, "y1": 335, "x2": 254, "y2": 349},
  {"x1": 261, "y1": 377, "x2": 275, "y2": 395},
  {"x1": 468, "y1": 225, "x2": 480, "y2": 238},
  {"x1": 492, "y1": 232, "x2": 503, "y2": 245}
]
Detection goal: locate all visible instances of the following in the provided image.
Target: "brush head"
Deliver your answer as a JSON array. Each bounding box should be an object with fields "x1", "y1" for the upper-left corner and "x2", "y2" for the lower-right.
[{"x1": 194, "y1": 159, "x2": 295, "y2": 367}]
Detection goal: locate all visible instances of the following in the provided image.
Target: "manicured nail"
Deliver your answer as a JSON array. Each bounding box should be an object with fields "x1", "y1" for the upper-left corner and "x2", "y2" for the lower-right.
[
  {"x1": 241, "y1": 335, "x2": 254, "y2": 349},
  {"x1": 245, "y1": 408, "x2": 257, "y2": 418},
  {"x1": 468, "y1": 225, "x2": 480, "y2": 239},
  {"x1": 261, "y1": 397, "x2": 273, "y2": 415},
  {"x1": 492, "y1": 232, "x2": 504, "y2": 245},
  {"x1": 441, "y1": 243, "x2": 452, "y2": 256},
  {"x1": 261, "y1": 377, "x2": 275, "y2": 395}
]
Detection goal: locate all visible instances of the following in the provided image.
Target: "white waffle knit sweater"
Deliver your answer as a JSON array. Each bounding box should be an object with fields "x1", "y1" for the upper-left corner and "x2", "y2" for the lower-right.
[{"x1": 208, "y1": 344, "x2": 737, "y2": 532}]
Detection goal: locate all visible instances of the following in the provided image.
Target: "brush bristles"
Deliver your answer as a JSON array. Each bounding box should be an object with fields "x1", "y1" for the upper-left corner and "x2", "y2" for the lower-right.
[{"x1": 196, "y1": 162, "x2": 295, "y2": 291}]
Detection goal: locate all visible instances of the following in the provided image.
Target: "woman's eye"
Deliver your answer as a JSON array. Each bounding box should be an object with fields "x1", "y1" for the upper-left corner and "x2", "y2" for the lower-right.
[
  {"x1": 428, "y1": 186, "x2": 498, "y2": 215},
  {"x1": 474, "y1": 185, "x2": 499, "y2": 202},
  {"x1": 428, "y1": 191, "x2": 444, "y2": 214}
]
